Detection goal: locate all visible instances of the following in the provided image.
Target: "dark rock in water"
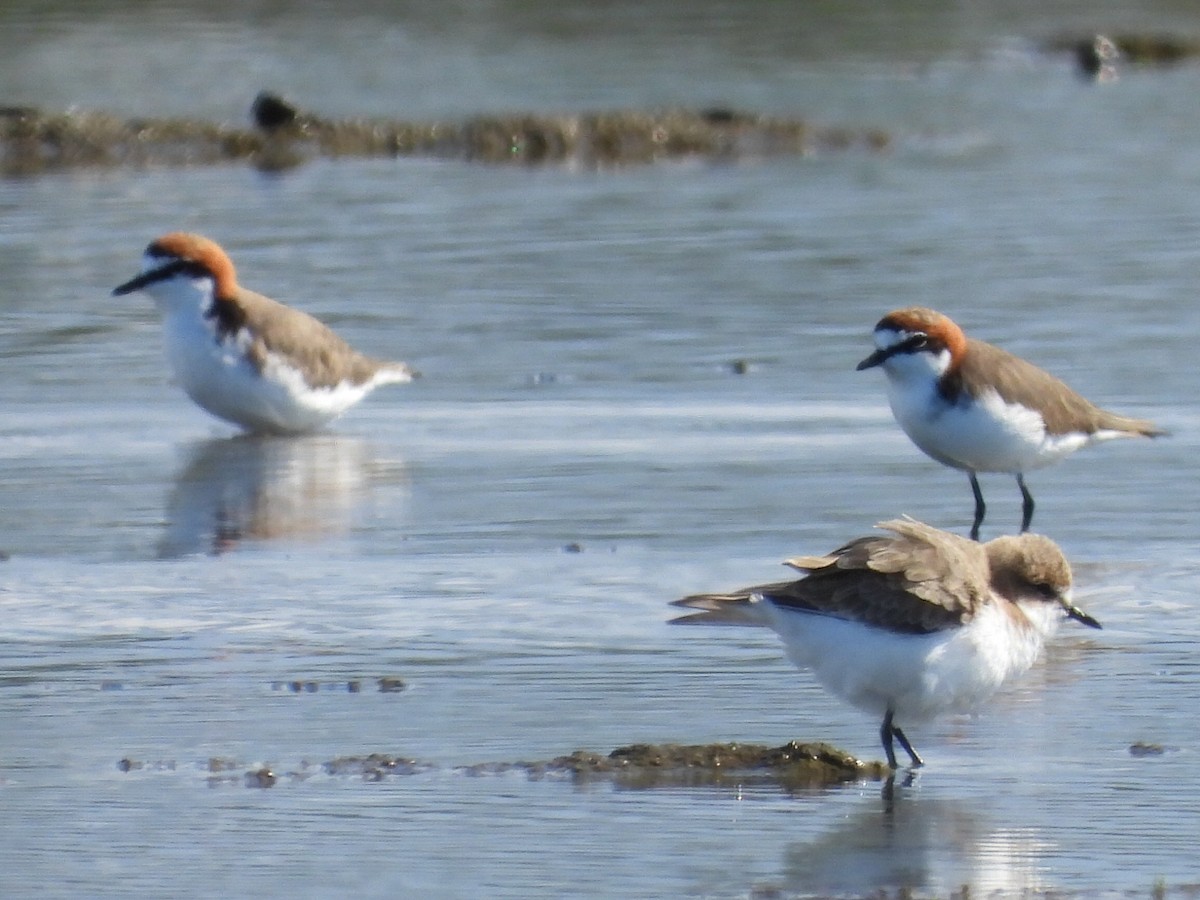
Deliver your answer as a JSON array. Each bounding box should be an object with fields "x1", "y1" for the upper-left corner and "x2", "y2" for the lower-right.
[
  {"x1": 273, "y1": 677, "x2": 374, "y2": 692},
  {"x1": 117, "y1": 757, "x2": 176, "y2": 773},
  {"x1": 250, "y1": 92, "x2": 317, "y2": 172},
  {"x1": 699, "y1": 107, "x2": 745, "y2": 125},
  {"x1": 377, "y1": 676, "x2": 406, "y2": 693},
  {"x1": 526, "y1": 740, "x2": 887, "y2": 789},
  {"x1": 251, "y1": 92, "x2": 299, "y2": 131},
  {"x1": 245, "y1": 767, "x2": 277, "y2": 788},
  {"x1": 1129, "y1": 741, "x2": 1167, "y2": 757},
  {"x1": 323, "y1": 753, "x2": 429, "y2": 779}
]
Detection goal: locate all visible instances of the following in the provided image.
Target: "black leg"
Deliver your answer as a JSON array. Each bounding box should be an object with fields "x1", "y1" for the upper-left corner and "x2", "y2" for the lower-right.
[
  {"x1": 880, "y1": 710, "x2": 899, "y2": 769},
  {"x1": 891, "y1": 725, "x2": 924, "y2": 768},
  {"x1": 881, "y1": 709, "x2": 923, "y2": 769},
  {"x1": 968, "y1": 473, "x2": 985, "y2": 541},
  {"x1": 1017, "y1": 473, "x2": 1034, "y2": 533}
]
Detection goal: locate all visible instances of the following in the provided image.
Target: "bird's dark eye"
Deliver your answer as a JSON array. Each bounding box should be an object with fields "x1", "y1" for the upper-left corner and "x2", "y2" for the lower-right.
[
  {"x1": 900, "y1": 333, "x2": 930, "y2": 353},
  {"x1": 1034, "y1": 582, "x2": 1059, "y2": 600}
]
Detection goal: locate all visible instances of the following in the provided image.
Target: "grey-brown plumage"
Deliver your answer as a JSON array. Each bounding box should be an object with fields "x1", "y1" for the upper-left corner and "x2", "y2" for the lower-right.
[
  {"x1": 211, "y1": 285, "x2": 415, "y2": 390},
  {"x1": 949, "y1": 335, "x2": 1161, "y2": 440},
  {"x1": 673, "y1": 519, "x2": 1052, "y2": 635}
]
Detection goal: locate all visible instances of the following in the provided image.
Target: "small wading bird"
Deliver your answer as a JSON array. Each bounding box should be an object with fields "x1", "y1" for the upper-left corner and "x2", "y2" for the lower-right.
[
  {"x1": 856, "y1": 306, "x2": 1164, "y2": 540},
  {"x1": 671, "y1": 518, "x2": 1101, "y2": 769},
  {"x1": 114, "y1": 232, "x2": 417, "y2": 434}
]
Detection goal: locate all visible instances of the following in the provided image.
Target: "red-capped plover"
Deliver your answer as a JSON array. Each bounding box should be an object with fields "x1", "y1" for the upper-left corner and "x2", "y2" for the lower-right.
[
  {"x1": 114, "y1": 232, "x2": 417, "y2": 434},
  {"x1": 857, "y1": 306, "x2": 1163, "y2": 539}
]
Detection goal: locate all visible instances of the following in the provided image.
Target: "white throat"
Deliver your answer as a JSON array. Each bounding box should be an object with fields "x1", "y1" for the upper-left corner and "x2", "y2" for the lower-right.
[
  {"x1": 137, "y1": 254, "x2": 217, "y2": 319},
  {"x1": 1012, "y1": 598, "x2": 1066, "y2": 641}
]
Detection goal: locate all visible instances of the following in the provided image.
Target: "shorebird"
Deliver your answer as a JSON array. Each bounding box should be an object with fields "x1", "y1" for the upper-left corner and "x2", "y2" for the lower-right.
[
  {"x1": 671, "y1": 518, "x2": 1100, "y2": 768},
  {"x1": 857, "y1": 306, "x2": 1164, "y2": 539},
  {"x1": 114, "y1": 232, "x2": 417, "y2": 434}
]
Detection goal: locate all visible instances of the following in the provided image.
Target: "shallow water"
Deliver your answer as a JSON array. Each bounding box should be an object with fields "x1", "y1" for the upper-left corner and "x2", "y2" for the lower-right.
[{"x1": 3, "y1": 1, "x2": 1200, "y2": 897}]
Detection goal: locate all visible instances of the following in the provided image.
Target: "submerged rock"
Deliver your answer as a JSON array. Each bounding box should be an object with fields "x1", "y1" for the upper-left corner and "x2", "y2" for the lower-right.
[
  {"x1": 251, "y1": 91, "x2": 301, "y2": 132},
  {"x1": 0, "y1": 96, "x2": 890, "y2": 176},
  {"x1": 244, "y1": 767, "x2": 277, "y2": 788},
  {"x1": 468, "y1": 740, "x2": 887, "y2": 789},
  {"x1": 1128, "y1": 741, "x2": 1167, "y2": 757},
  {"x1": 323, "y1": 753, "x2": 431, "y2": 779},
  {"x1": 538, "y1": 740, "x2": 888, "y2": 789},
  {"x1": 118, "y1": 740, "x2": 885, "y2": 790}
]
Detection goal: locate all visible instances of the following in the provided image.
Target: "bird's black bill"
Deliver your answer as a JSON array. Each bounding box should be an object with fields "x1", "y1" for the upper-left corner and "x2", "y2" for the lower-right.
[
  {"x1": 856, "y1": 348, "x2": 888, "y2": 370},
  {"x1": 1065, "y1": 604, "x2": 1102, "y2": 630},
  {"x1": 857, "y1": 333, "x2": 932, "y2": 371},
  {"x1": 113, "y1": 268, "x2": 164, "y2": 296}
]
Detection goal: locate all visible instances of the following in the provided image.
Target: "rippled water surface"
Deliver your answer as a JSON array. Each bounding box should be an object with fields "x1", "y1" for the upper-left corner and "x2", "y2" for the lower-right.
[{"x1": 4, "y1": 1, "x2": 1200, "y2": 897}]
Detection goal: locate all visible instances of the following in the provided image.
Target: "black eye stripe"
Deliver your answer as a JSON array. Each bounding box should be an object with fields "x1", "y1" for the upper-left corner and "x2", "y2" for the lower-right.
[
  {"x1": 872, "y1": 332, "x2": 930, "y2": 364},
  {"x1": 113, "y1": 258, "x2": 212, "y2": 295}
]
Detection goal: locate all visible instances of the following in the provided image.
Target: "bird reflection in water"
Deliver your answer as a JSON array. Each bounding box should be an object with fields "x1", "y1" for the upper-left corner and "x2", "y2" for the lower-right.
[
  {"x1": 157, "y1": 433, "x2": 401, "y2": 557},
  {"x1": 773, "y1": 779, "x2": 1054, "y2": 896}
]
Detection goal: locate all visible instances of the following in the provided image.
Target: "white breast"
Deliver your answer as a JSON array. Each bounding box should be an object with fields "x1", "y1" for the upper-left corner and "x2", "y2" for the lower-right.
[
  {"x1": 160, "y1": 309, "x2": 369, "y2": 433},
  {"x1": 763, "y1": 601, "x2": 1049, "y2": 722},
  {"x1": 889, "y1": 381, "x2": 1096, "y2": 473}
]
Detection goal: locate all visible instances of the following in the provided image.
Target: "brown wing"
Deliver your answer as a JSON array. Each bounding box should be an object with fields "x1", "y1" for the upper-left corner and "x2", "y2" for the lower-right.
[
  {"x1": 216, "y1": 288, "x2": 399, "y2": 389},
  {"x1": 767, "y1": 519, "x2": 989, "y2": 633},
  {"x1": 956, "y1": 339, "x2": 1163, "y2": 438}
]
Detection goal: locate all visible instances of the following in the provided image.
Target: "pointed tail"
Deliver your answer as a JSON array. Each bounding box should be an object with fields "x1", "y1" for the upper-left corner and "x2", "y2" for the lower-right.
[
  {"x1": 1110, "y1": 414, "x2": 1167, "y2": 438},
  {"x1": 375, "y1": 361, "x2": 420, "y2": 386}
]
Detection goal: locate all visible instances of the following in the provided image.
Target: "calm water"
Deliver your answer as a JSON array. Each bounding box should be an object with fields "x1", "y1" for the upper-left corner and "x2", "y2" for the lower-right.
[{"x1": 3, "y1": 1, "x2": 1200, "y2": 897}]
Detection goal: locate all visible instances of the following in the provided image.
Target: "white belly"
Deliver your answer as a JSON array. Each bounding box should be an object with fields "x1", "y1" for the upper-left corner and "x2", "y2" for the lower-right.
[
  {"x1": 887, "y1": 382, "x2": 1092, "y2": 473},
  {"x1": 762, "y1": 601, "x2": 1049, "y2": 723},
  {"x1": 161, "y1": 313, "x2": 370, "y2": 434}
]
